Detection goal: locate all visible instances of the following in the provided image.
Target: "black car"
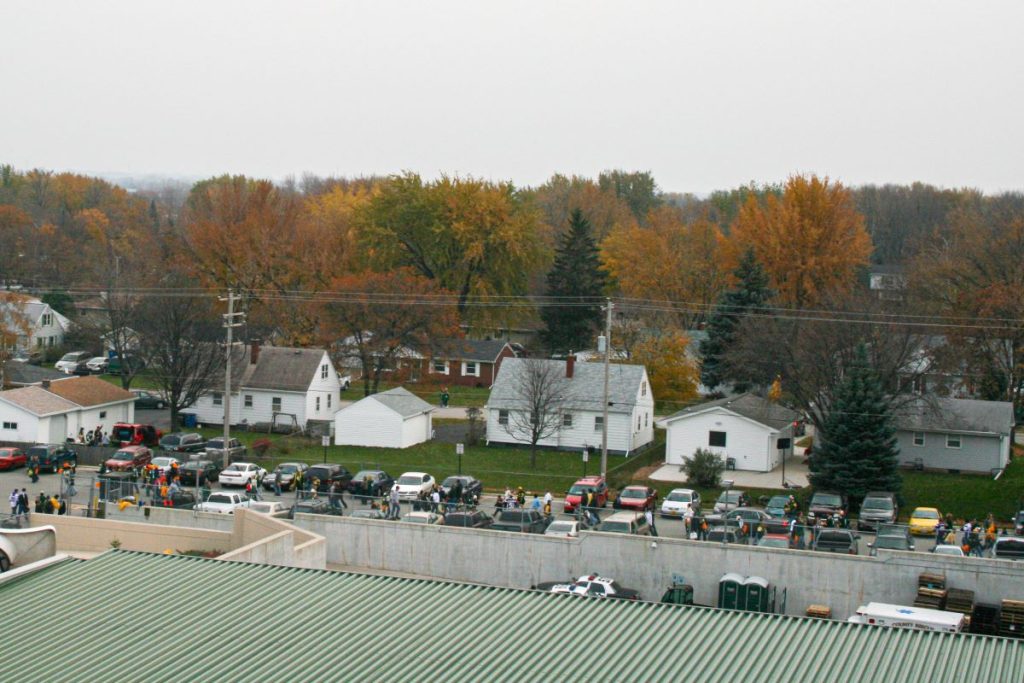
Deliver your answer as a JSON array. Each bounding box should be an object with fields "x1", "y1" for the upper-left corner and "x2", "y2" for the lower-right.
[
  {"x1": 151, "y1": 489, "x2": 198, "y2": 509},
  {"x1": 306, "y1": 464, "x2": 353, "y2": 492},
  {"x1": 288, "y1": 498, "x2": 342, "y2": 519},
  {"x1": 264, "y1": 462, "x2": 310, "y2": 492},
  {"x1": 444, "y1": 510, "x2": 493, "y2": 528},
  {"x1": 491, "y1": 509, "x2": 552, "y2": 534},
  {"x1": 158, "y1": 432, "x2": 206, "y2": 454},
  {"x1": 440, "y1": 475, "x2": 483, "y2": 503},
  {"x1": 27, "y1": 444, "x2": 78, "y2": 473},
  {"x1": 812, "y1": 529, "x2": 860, "y2": 555},
  {"x1": 349, "y1": 469, "x2": 394, "y2": 498},
  {"x1": 179, "y1": 460, "x2": 221, "y2": 486}
]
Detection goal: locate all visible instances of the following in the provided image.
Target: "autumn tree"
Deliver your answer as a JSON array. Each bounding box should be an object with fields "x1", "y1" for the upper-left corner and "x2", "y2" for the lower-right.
[
  {"x1": 627, "y1": 332, "x2": 699, "y2": 405},
  {"x1": 598, "y1": 170, "x2": 662, "y2": 222},
  {"x1": 540, "y1": 209, "x2": 608, "y2": 354},
  {"x1": 723, "y1": 175, "x2": 872, "y2": 309},
  {"x1": 500, "y1": 358, "x2": 577, "y2": 468}
]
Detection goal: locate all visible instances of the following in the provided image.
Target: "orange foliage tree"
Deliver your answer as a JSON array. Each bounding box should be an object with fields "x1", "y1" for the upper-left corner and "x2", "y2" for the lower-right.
[{"x1": 626, "y1": 332, "x2": 699, "y2": 405}]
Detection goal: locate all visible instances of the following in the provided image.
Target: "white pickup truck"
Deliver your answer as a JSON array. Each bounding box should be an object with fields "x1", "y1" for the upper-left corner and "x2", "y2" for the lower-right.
[{"x1": 194, "y1": 492, "x2": 252, "y2": 514}]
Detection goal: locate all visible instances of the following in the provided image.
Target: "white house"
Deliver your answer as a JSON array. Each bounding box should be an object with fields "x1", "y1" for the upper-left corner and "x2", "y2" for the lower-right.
[
  {"x1": 0, "y1": 295, "x2": 71, "y2": 351},
  {"x1": 334, "y1": 387, "x2": 434, "y2": 449},
  {"x1": 183, "y1": 343, "x2": 342, "y2": 431},
  {"x1": 657, "y1": 393, "x2": 800, "y2": 472},
  {"x1": 0, "y1": 376, "x2": 134, "y2": 444},
  {"x1": 485, "y1": 356, "x2": 655, "y2": 455}
]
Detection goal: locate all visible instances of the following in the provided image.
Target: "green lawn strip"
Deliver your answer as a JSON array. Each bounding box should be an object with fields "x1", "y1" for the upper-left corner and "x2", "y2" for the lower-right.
[
  {"x1": 99, "y1": 371, "x2": 163, "y2": 391},
  {"x1": 352, "y1": 381, "x2": 490, "y2": 408}
]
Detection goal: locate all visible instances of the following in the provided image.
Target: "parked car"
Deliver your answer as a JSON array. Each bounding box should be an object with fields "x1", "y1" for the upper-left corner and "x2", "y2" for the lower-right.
[
  {"x1": 537, "y1": 575, "x2": 640, "y2": 600},
  {"x1": 724, "y1": 507, "x2": 773, "y2": 530},
  {"x1": 764, "y1": 495, "x2": 790, "y2": 519},
  {"x1": 70, "y1": 359, "x2": 94, "y2": 376},
  {"x1": 0, "y1": 448, "x2": 27, "y2": 471},
  {"x1": 306, "y1": 464, "x2": 353, "y2": 492},
  {"x1": 713, "y1": 490, "x2": 751, "y2": 514},
  {"x1": 349, "y1": 470, "x2": 394, "y2": 498},
  {"x1": 1013, "y1": 510, "x2": 1024, "y2": 536},
  {"x1": 130, "y1": 390, "x2": 166, "y2": 410},
  {"x1": 264, "y1": 462, "x2": 310, "y2": 492},
  {"x1": 757, "y1": 533, "x2": 795, "y2": 549},
  {"x1": 151, "y1": 489, "x2": 198, "y2": 509},
  {"x1": 660, "y1": 488, "x2": 700, "y2": 518},
  {"x1": 55, "y1": 351, "x2": 91, "y2": 374},
  {"x1": 440, "y1": 475, "x2": 483, "y2": 503},
  {"x1": 812, "y1": 529, "x2": 860, "y2": 555},
  {"x1": 443, "y1": 510, "x2": 493, "y2": 528},
  {"x1": 932, "y1": 544, "x2": 965, "y2": 557},
  {"x1": 858, "y1": 492, "x2": 899, "y2": 532},
  {"x1": 908, "y1": 507, "x2": 942, "y2": 536},
  {"x1": 491, "y1": 509, "x2": 552, "y2": 534},
  {"x1": 248, "y1": 500, "x2": 289, "y2": 516},
  {"x1": 288, "y1": 498, "x2": 340, "y2": 519},
  {"x1": 158, "y1": 432, "x2": 205, "y2": 454},
  {"x1": 393, "y1": 472, "x2": 436, "y2": 500},
  {"x1": 26, "y1": 444, "x2": 77, "y2": 473},
  {"x1": 179, "y1": 460, "x2": 220, "y2": 486},
  {"x1": 596, "y1": 511, "x2": 652, "y2": 536},
  {"x1": 614, "y1": 485, "x2": 657, "y2": 511},
  {"x1": 195, "y1": 491, "x2": 251, "y2": 514},
  {"x1": 104, "y1": 446, "x2": 153, "y2": 472},
  {"x1": 402, "y1": 511, "x2": 445, "y2": 525},
  {"x1": 150, "y1": 456, "x2": 181, "y2": 476},
  {"x1": 544, "y1": 520, "x2": 585, "y2": 538},
  {"x1": 807, "y1": 491, "x2": 849, "y2": 525},
  {"x1": 111, "y1": 423, "x2": 162, "y2": 447},
  {"x1": 706, "y1": 525, "x2": 745, "y2": 544},
  {"x1": 203, "y1": 437, "x2": 247, "y2": 464},
  {"x1": 350, "y1": 509, "x2": 387, "y2": 520},
  {"x1": 85, "y1": 356, "x2": 110, "y2": 374},
  {"x1": 868, "y1": 525, "x2": 915, "y2": 555},
  {"x1": 564, "y1": 476, "x2": 608, "y2": 513},
  {"x1": 218, "y1": 462, "x2": 267, "y2": 488},
  {"x1": 993, "y1": 537, "x2": 1024, "y2": 561},
  {"x1": 108, "y1": 353, "x2": 145, "y2": 374}
]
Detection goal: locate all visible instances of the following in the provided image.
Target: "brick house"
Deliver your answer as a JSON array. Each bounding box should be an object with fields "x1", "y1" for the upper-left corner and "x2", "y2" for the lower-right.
[{"x1": 424, "y1": 339, "x2": 516, "y2": 388}]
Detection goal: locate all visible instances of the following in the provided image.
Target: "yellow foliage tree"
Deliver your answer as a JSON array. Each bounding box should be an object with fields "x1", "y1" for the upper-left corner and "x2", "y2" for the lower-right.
[
  {"x1": 723, "y1": 175, "x2": 872, "y2": 308},
  {"x1": 628, "y1": 332, "x2": 699, "y2": 404}
]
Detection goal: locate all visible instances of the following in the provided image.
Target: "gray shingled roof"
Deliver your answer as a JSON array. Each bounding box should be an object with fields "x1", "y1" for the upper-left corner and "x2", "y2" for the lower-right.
[
  {"x1": 366, "y1": 387, "x2": 434, "y2": 418},
  {"x1": 659, "y1": 393, "x2": 800, "y2": 430},
  {"x1": 3, "y1": 361, "x2": 68, "y2": 387},
  {"x1": 433, "y1": 339, "x2": 512, "y2": 362},
  {"x1": 488, "y1": 358, "x2": 647, "y2": 414},
  {"x1": 895, "y1": 397, "x2": 1015, "y2": 435},
  {"x1": 209, "y1": 345, "x2": 327, "y2": 393},
  {"x1": 0, "y1": 385, "x2": 79, "y2": 416}
]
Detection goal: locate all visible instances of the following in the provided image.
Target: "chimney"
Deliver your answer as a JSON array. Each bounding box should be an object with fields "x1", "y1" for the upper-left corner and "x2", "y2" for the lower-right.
[
  {"x1": 566, "y1": 354, "x2": 575, "y2": 379},
  {"x1": 250, "y1": 341, "x2": 261, "y2": 365}
]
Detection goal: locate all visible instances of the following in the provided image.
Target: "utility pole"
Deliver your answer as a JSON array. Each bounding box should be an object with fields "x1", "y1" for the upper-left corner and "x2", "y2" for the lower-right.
[
  {"x1": 600, "y1": 298, "x2": 613, "y2": 478},
  {"x1": 220, "y1": 291, "x2": 245, "y2": 469}
]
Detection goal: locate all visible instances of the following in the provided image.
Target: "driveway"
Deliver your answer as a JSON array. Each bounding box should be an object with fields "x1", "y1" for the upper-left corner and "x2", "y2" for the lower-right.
[{"x1": 651, "y1": 452, "x2": 809, "y2": 490}]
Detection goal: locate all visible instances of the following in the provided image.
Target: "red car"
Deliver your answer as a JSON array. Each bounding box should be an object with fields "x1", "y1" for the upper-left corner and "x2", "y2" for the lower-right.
[
  {"x1": 564, "y1": 476, "x2": 608, "y2": 513},
  {"x1": 104, "y1": 446, "x2": 153, "y2": 472},
  {"x1": 112, "y1": 423, "x2": 163, "y2": 447},
  {"x1": 0, "y1": 447, "x2": 27, "y2": 471},
  {"x1": 614, "y1": 485, "x2": 657, "y2": 511}
]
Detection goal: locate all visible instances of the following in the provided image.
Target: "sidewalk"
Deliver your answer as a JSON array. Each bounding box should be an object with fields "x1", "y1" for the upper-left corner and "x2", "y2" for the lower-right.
[{"x1": 650, "y1": 452, "x2": 809, "y2": 490}]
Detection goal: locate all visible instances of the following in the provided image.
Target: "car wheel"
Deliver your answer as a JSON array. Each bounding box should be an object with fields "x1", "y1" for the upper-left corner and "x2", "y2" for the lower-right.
[
  {"x1": 156, "y1": 401, "x2": 165, "y2": 409},
  {"x1": 0, "y1": 551, "x2": 10, "y2": 572}
]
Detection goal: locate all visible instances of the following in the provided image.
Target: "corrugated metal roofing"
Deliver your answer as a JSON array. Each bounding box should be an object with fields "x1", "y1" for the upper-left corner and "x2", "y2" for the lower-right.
[{"x1": 1, "y1": 551, "x2": 1022, "y2": 682}]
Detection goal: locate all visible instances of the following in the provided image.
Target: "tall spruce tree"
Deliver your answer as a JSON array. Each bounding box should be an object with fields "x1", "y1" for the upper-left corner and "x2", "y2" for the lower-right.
[
  {"x1": 699, "y1": 248, "x2": 772, "y2": 390},
  {"x1": 809, "y1": 344, "x2": 902, "y2": 503},
  {"x1": 540, "y1": 209, "x2": 607, "y2": 353}
]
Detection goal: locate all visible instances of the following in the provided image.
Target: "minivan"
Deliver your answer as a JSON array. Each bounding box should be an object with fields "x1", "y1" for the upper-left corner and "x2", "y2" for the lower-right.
[
  {"x1": 596, "y1": 511, "x2": 651, "y2": 536},
  {"x1": 858, "y1": 491, "x2": 898, "y2": 531}
]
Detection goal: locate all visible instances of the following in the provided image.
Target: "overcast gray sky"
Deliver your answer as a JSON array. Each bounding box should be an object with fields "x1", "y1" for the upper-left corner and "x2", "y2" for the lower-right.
[{"x1": 2, "y1": 1, "x2": 1021, "y2": 193}]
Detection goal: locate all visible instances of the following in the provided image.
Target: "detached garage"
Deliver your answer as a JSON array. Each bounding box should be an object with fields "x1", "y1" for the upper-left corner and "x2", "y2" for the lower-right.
[{"x1": 334, "y1": 387, "x2": 434, "y2": 449}]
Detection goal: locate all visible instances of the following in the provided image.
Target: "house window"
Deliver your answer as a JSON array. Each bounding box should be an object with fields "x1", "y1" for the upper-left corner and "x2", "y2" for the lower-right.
[
  {"x1": 244, "y1": 395, "x2": 253, "y2": 408},
  {"x1": 709, "y1": 431, "x2": 727, "y2": 448},
  {"x1": 316, "y1": 396, "x2": 321, "y2": 412},
  {"x1": 594, "y1": 416, "x2": 604, "y2": 431},
  {"x1": 637, "y1": 415, "x2": 641, "y2": 431},
  {"x1": 212, "y1": 392, "x2": 223, "y2": 406},
  {"x1": 272, "y1": 397, "x2": 282, "y2": 413},
  {"x1": 946, "y1": 434, "x2": 961, "y2": 449},
  {"x1": 327, "y1": 394, "x2": 332, "y2": 409},
  {"x1": 41, "y1": 313, "x2": 52, "y2": 327},
  {"x1": 36, "y1": 337, "x2": 43, "y2": 348},
  {"x1": 563, "y1": 413, "x2": 573, "y2": 428},
  {"x1": 432, "y1": 360, "x2": 448, "y2": 375},
  {"x1": 321, "y1": 364, "x2": 329, "y2": 379},
  {"x1": 641, "y1": 381, "x2": 647, "y2": 397},
  {"x1": 99, "y1": 411, "x2": 107, "y2": 419},
  {"x1": 2, "y1": 421, "x2": 16, "y2": 430},
  {"x1": 498, "y1": 409, "x2": 509, "y2": 425},
  {"x1": 645, "y1": 413, "x2": 649, "y2": 427},
  {"x1": 463, "y1": 361, "x2": 478, "y2": 377},
  {"x1": 913, "y1": 432, "x2": 925, "y2": 447},
  {"x1": 47, "y1": 336, "x2": 55, "y2": 347}
]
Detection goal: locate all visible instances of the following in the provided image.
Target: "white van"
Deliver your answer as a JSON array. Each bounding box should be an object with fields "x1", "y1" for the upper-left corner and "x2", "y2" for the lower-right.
[{"x1": 847, "y1": 603, "x2": 964, "y2": 633}]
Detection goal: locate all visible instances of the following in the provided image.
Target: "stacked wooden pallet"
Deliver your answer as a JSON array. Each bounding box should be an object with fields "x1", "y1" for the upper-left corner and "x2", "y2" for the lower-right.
[
  {"x1": 946, "y1": 588, "x2": 975, "y2": 615},
  {"x1": 970, "y1": 604, "x2": 1001, "y2": 636},
  {"x1": 806, "y1": 604, "x2": 831, "y2": 619},
  {"x1": 999, "y1": 599, "x2": 1024, "y2": 639},
  {"x1": 914, "y1": 587, "x2": 947, "y2": 610},
  {"x1": 918, "y1": 572, "x2": 946, "y2": 590}
]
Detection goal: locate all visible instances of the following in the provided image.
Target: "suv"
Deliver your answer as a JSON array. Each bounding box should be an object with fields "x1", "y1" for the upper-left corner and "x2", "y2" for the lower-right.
[
  {"x1": 158, "y1": 432, "x2": 205, "y2": 454},
  {"x1": 993, "y1": 536, "x2": 1024, "y2": 561},
  {"x1": 858, "y1": 492, "x2": 898, "y2": 532},
  {"x1": 288, "y1": 498, "x2": 340, "y2": 519},
  {"x1": 111, "y1": 423, "x2": 163, "y2": 447},
  {"x1": 807, "y1": 491, "x2": 849, "y2": 525},
  {"x1": 26, "y1": 444, "x2": 78, "y2": 473},
  {"x1": 491, "y1": 509, "x2": 552, "y2": 533},
  {"x1": 203, "y1": 437, "x2": 247, "y2": 464},
  {"x1": 713, "y1": 490, "x2": 751, "y2": 514},
  {"x1": 868, "y1": 525, "x2": 915, "y2": 556},
  {"x1": 55, "y1": 351, "x2": 92, "y2": 374},
  {"x1": 151, "y1": 489, "x2": 198, "y2": 510},
  {"x1": 306, "y1": 464, "x2": 353, "y2": 492},
  {"x1": 104, "y1": 446, "x2": 153, "y2": 472},
  {"x1": 596, "y1": 511, "x2": 652, "y2": 536},
  {"x1": 564, "y1": 476, "x2": 608, "y2": 513},
  {"x1": 443, "y1": 510, "x2": 493, "y2": 528},
  {"x1": 179, "y1": 460, "x2": 221, "y2": 486},
  {"x1": 812, "y1": 529, "x2": 860, "y2": 555}
]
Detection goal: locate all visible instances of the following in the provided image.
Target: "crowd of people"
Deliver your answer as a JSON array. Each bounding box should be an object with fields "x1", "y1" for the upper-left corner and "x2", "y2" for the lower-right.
[
  {"x1": 934, "y1": 513, "x2": 1004, "y2": 556},
  {"x1": 74, "y1": 426, "x2": 111, "y2": 447}
]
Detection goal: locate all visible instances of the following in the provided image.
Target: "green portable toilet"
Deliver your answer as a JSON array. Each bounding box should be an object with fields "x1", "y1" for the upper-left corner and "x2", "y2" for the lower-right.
[
  {"x1": 743, "y1": 575, "x2": 771, "y2": 612},
  {"x1": 718, "y1": 573, "x2": 745, "y2": 610}
]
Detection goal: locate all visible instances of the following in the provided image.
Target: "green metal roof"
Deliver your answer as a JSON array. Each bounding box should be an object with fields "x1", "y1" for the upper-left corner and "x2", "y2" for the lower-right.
[{"x1": 1, "y1": 551, "x2": 1022, "y2": 682}]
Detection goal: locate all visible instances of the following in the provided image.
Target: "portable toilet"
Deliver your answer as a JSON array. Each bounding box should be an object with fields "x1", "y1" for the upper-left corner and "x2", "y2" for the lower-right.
[
  {"x1": 718, "y1": 573, "x2": 745, "y2": 610},
  {"x1": 743, "y1": 575, "x2": 771, "y2": 613}
]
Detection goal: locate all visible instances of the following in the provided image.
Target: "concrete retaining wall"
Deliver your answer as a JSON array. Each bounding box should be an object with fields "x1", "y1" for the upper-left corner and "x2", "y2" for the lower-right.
[
  {"x1": 293, "y1": 515, "x2": 1024, "y2": 619},
  {"x1": 32, "y1": 513, "x2": 231, "y2": 555}
]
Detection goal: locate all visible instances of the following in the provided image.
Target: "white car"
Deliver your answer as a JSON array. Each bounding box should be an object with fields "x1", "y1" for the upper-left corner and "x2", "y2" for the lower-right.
[
  {"x1": 248, "y1": 500, "x2": 289, "y2": 516},
  {"x1": 401, "y1": 511, "x2": 444, "y2": 525},
  {"x1": 932, "y1": 545, "x2": 965, "y2": 557},
  {"x1": 194, "y1": 492, "x2": 251, "y2": 514},
  {"x1": 393, "y1": 472, "x2": 435, "y2": 500},
  {"x1": 55, "y1": 351, "x2": 90, "y2": 374},
  {"x1": 150, "y1": 456, "x2": 181, "y2": 476},
  {"x1": 660, "y1": 488, "x2": 700, "y2": 518},
  {"x1": 218, "y1": 462, "x2": 267, "y2": 488},
  {"x1": 544, "y1": 520, "x2": 583, "y2": 538},
  {"x1": 85, "y1": 356, "x2": 109, "y2": 373}
]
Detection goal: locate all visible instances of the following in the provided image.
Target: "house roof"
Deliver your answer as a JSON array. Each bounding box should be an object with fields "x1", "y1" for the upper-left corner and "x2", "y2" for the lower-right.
[
  {"x1": 0, "y1": 385, "x2": 79, "y2": 416},
  {"x1": 0, "y1": 296, "x2": 71, "y2": 332},
  {"x1": 659, "y1": 393, "x2": 800, "y2": 431},
  {"x1": 42, "y1": 375, "x2": 134, "y2": 407},
  {"x1": 488, "y1": 358, "x2": 648, "y2": 414},
  {"x1": 434, "y1": 338, "x2": 512, "y2": 363},
  {"x1": 895, "y1": 397, "x2": 1015, "y2": 436},
  {"x1": 2, "y1": 361, "x2": 67, "y2": 387},
  {"x1": 1, "y1": 550, "x2": 1020, "y2": 682},
  {"x1": 364, "y1": 387, "x2": 434, "y2": 418},
  {"x1": 211, "y1": 345, "x2": 328, "y2": 393}
]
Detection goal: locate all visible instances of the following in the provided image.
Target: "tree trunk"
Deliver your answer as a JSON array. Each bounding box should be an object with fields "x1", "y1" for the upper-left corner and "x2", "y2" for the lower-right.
[{"x1": 530, "y1": 441, "x2": 537, "y2": 469}]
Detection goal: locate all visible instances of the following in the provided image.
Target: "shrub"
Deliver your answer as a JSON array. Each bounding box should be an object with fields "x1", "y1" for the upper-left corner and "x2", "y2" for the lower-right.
[
  {"x1": 252, "y1": 438, "x2": 272, "y2": 458},
  {"x1": 682, "y1": 448, "x2": 724, "y2": 488}
]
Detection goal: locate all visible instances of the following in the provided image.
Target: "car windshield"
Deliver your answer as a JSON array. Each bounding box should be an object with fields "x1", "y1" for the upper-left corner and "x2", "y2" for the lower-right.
[
  {"x1": 934, "y1": 546, "x2": 962, "y2": 556},
  {"x1": 206, "y1": 439, "x2": 224, "y2": 449},
  {"x1": 113, "y1": 427, "x2": 134, "y2": 440},
  {"x1": 812, "y1": 493, "x2": 842, "y2": 507},
  {"x1": 353, "y1": 470, "x2": 376, "y2": 480},
  {"x1": 599, "y1": 522, "x2": 630, "y2": 533},
  {"x1": 112, "y1": 451, "x2": 132, "y2": 461},
  {"x1": 59, "y1": 353, "x2": 79, "y2": 362},
  {"x1": 547, "y1": 522, "x2": 574, "y2": 533},
  {"x1": 666, "y1": 491, "x2": 692, "y2": 503},
  {"x1": 0, "y1": 449, "x2": 17, "y2": 456},
  {"x1": 875, "y1": 536, "x2": 908, "y2": 549},
  {"x1": 995, "y1": 540, "x2": 1024, "y2": 555},
  {"x1": 621, "y1": 489, "x2": 645, "y2": 498},
  {"x1": 442, "y1": 477, "x2": 465, "y2": 487},
  {"x1": 161, "y1": 436, "x2": 181, "y2": 446},
  {"x1": 914, "y1": 509, "x2": 939, "y2": 520},
  {"x1": 862, "y1": 498, "x2": 893, "y2": 511},
  {"x1": 1015, "y1": 512, "x2": 1024, "y2": 523},
  {"x1": 758, "y1": 537, "x2": 789, "y2": 548},
  {"x1": 278, "y1": 464, "x2": 299, "y2": 474},
  {"x1": 767, "y1": 496, "x2": 789, "y2": 508},
  {"x1": 398, "y1": 475, "x2": 423, "y2": 485},
  {"x1": 568, "y1": 485, "x2": 592, "y2": 495},
  {"x1": 224, "y1": 464, "x2": 243, "y2": 472},
  {"x1": 351, "y1": 510, "x2": 379, "y2": 519},
  {"x1": 152, "y1": 458, "x2": 173, "y2": 466},
  {"x1": 718, "y1": 492, "x2": 741, "y2": 503},
  {"x1": 403, "y1": 515, "x2": 431, "y2": 524},
  {"x1": 498, "y1": 511, "x2": 530, "y2": 522},
  {"x1": 27, "y1": 447, "x2": 49, "y2": 457},
  {"x1": 207, "y1": 494, "x2": 232, "y2": 504}
]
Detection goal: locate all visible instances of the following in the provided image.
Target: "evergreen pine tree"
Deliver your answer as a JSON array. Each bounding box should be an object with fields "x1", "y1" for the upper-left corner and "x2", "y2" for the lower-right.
[
  {"x1": 808, "y1": 344, "x2": 902, "y2": 502},
  {"x1": 699, "y1": 248, "x2": 772, "y2": 390},
  {"x1": 540, "y1": 209, "x2": 607, "y2": 353}
]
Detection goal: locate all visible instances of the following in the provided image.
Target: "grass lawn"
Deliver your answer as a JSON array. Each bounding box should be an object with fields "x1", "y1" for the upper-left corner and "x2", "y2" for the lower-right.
[
  {"x1": 98, "y1": 371, "x2": 163, "y2": 391},
  {"x1": 356, "y1": 381, "x2": 490, "y2": 408}
]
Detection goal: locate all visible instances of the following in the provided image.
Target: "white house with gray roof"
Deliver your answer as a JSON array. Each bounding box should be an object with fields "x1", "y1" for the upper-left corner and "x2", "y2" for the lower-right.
[
  {"x1": 485, "y1": 356, "x2": 655, "y2": 455},
  {"x1": 183, "y1": 343, "x2": 342, "y2": 431},
  {"x1": 0, "y1": 295, "x2": 71, "y2": 351},
  {"x1": 333, "y1": 387, "x2": 434, "y2": 449},
  {"x1": 894, "y1": 397, "x2": 1015, "y2": 474},
  {"x1": 657, "y1": 393, "x2": 800, "y2": 472}
]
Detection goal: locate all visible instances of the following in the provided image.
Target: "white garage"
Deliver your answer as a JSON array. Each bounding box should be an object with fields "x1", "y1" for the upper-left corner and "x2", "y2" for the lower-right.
[{"x1": 334, "y1": 387, "x2": 434, "y2": 449}]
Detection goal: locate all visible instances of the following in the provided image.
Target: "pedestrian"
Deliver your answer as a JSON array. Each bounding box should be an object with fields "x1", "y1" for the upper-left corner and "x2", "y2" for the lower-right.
[
  {"x1": 645, "y1": 507, "x2": 658, "y2": 537},
  {"x1": 77, "y1": 428, "x2": 85, "y2": 444},
  {"x1": 699, "y1": 518, "x2": 709, "y2": 541},
  {"x1": 389, "y1": 486, "x2": 401, "y2": 520},
  {"x1": 430, "y1": 488, "x2": 441, "y2": 513},
  {"x1": 101, "y1": 431, "x2": 110, "y2": 447},
  {"x1": 273, "y1": 472, "x2": 283, "y2": 497},
  {"x1": 440, "y1": 387, "x2": 450, "y2": 408},
  {"x1": 329, "y1": 482, "x2": 342, "y2": 512},
  {"x1": 935, "y1": 521, "x2": 946, "y2": 545},
  {"x1": 543, "y1": 490, "x2": 552, "y2": 510},
  {"x1": 9, "y1": 489, "x2": 18, "y2": 517},
  {"x1": 684, "y1": 506, "x2": 695, "y2": 537},
  {"x1": 531, "y1": 495, "x2": 541, "y2": 512},
  {"x1": 18, "y1": 489, "x2": 29, "y2": 519}
]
